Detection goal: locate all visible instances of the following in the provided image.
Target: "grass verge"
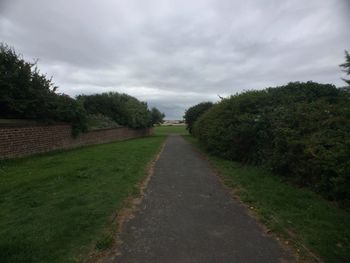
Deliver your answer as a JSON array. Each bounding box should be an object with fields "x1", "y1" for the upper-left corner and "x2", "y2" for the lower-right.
[
  {"x1": 0, "y1": 136, "x2": 165, "y2": 263},
  {"x1": 184, "y1": 135, "x2": 350, "y2": 263},
  {"x1": 153, "y1": 125, "x2": 188, "y2": 136}
]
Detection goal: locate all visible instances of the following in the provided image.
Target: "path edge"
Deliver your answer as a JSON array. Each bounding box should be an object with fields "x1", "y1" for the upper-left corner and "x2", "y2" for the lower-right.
[
  {"x1": 181, "y1": 135, "x2": 308, "y2": 263},
  {"x1": 85, "y1": 139, "x2": 167, "y2": 263}
]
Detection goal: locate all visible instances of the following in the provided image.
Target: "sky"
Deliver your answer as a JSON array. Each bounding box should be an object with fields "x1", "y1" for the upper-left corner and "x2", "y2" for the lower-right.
[{"x1": 1, "y1": 0, "x2": 349, "y2": 119}]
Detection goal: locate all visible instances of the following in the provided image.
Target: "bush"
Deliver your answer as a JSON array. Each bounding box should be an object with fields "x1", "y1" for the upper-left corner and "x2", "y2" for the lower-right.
[
  {"x1": 0, "y1": 43, "x2": 164, "y2": 133},
  {"x1": 85, "y1": 114, "x2": 121, "y2": 130},
  {"x1": 0, "y1": 43, "x2": 87, "y2": 134},
  {"x1": 184, "y1": 102, "x2": 213, "y2": 134},
  {"x1": 193, "y1": 82, "x2": 350, "y2": 202},
  {"x1": 77, "y1": 92, "x2": 162, "y2": 129}
]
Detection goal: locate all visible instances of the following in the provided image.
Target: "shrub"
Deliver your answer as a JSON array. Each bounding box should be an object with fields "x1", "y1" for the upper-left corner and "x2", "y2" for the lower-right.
[
  {"x1": 0, "y1": 43, "x2": 163, "y2": 133},
  {"x1": 85, "y1": 114, "x2": 121, "y2": 130},
  {"x1": 194, "y1": 82, "x2": 350, "y2": 202},
  {"x1": 184, "y1": 102, "x2": 213, "y2": 134},
  {"x1": 0, "y1": 43, "x2": 87, "y2": 134},
  {"x1": 77, "y1": 92, "x2": 161, "y2": 129},
  {"x1": 151, "y1": 107, "x2": 165, "y2": 125}
]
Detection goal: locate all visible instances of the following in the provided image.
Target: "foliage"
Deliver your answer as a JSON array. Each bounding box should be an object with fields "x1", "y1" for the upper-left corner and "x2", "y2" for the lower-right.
[
  {"x1": 193, "y1": 82, "x2": 350, "y2": 202},
  {"x1": 150, "y1": 107, "x2": 165, "y2": 125},
  {"x1": 0, "y1": 43, "x2": 87, "y2": 134},
  {"x1": 77, "y1": 93, "x2": 162, "y2": 129},
  {"x1": 183, "y1": 102, "x2": 213, "y2": 134},
  {"x1": 340, "y1": 50, "x2": 350, "y2": 85},
  {"x1": 0, "y1": 136, "x2": 165, "y2": 263},
  {"x1": 85, "y1": 113, "x2": 121, "y2": 130},
  {"x1": 0, "y1": 43, "x2": 163, "y2": 132}
]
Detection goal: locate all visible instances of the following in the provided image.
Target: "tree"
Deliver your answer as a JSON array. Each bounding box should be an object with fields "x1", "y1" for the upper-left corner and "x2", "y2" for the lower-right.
[
  {"x1": 150, "y1": 107, "x2": 165, "y2": 126},
  {"x1": 340, "y1": 50, "x2": 350, "y2": 85},
  {"x1": 183, "y1": 102, "x2": 213, "y2": 134},
  {"x1": 77, "y1": 92, "x2": 154, "y2": 129},
  {"x1": 0, "y1": 43, "x2": 87, "y2": 134}
]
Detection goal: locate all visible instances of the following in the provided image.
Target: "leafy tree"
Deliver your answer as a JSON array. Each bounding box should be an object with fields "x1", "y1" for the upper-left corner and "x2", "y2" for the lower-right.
[
  {"x1": 123, "y1": 98, "x2": 152, "y2": 128},
  {"x1": 77, "y1": 93, "x2": 126, "y2": 125},
  {"x1": 0, "y1": 43, "x2": 87, "y2": 134},
  {"x1": 183, "y1": 102, "x2": 213, "y2": 134},
  {"x1": 340, "y1": 50, "x2": 350, "y2": 85},
  {"x1": 150, "y1": 107, "x2": 165, "y2": 125}
]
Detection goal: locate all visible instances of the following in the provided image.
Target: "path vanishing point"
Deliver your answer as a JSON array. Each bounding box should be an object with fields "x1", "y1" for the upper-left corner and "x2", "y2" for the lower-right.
[{"x1": 111, "y1": 135, "x2": 293, "y2": 263}]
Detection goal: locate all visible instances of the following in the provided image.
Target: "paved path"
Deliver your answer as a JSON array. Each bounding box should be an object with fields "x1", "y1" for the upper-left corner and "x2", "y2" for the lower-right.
[{"x1": 113, "y1": 135, "x2": 292, "y2": 263}]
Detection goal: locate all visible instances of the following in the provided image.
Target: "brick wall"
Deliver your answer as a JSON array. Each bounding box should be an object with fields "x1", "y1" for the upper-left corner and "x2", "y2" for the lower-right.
[{"x1": 0, "y1": 124, "x2": 152, "y2": 159}]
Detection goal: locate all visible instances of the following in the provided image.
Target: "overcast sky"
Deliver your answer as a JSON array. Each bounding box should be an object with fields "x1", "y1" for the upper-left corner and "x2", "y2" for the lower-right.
[{"x1": 1, "y1": 0, "x2": 349, "y2": 119}]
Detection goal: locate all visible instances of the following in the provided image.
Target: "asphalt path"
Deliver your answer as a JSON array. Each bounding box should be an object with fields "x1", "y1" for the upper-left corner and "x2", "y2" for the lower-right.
[{"x1": 113, "y1": 135, "x2": 293, "y2": 263}]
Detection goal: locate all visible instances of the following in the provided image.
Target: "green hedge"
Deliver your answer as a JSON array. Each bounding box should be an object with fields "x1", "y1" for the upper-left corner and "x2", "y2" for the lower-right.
[
  {"x1": 194, "y1": 82, "x2": 350, "y2": 202},
  {"x1": 1, "y1": 43, "x2": 164, "y2": 132},
  {"x1": 183, "y1": 102, "x2": 213, "y2": 134},
  {"x1": 0, "y1": 43, "x2": 87, "y2": 134},
  {"x1": 77, "y1": 93, "x2": 154, "y2": 129}
]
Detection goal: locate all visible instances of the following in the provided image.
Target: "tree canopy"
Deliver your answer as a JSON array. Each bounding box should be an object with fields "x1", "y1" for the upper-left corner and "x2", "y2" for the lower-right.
[
  {"x1": 150, "y1": 107, "x2": 165, "y2": 125},
  {"x1": 340, "y1": 50, "x2": 350, "y2": 86}
]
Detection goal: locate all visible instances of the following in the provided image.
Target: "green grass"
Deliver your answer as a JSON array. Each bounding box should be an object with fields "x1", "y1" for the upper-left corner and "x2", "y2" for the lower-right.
[
  {"x1": 153, "y1": 125, "x2": 188, "y2": 136},
  {"x1": 184, "y1": 135, "x2": 350, "y2": 263},
  {"x1": 0, "y1": 136, "x2": 165, "y2": 263}
]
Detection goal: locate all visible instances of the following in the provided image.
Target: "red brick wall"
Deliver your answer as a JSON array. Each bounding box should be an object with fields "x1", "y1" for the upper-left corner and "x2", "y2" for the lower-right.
[{"x1": 0, "y1": 124, "x2": 152, "y2": 159}]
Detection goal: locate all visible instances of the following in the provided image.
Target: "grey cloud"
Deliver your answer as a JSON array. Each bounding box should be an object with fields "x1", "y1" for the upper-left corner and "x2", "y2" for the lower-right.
[{"x1": 1, "y1": 0, "x2": 349, "y2": 119}]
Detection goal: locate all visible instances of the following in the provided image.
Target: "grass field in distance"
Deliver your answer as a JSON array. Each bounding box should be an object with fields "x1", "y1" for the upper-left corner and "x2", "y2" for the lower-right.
[{"x1": 153, "y1": 124, "x2": 188, "y2": 136}]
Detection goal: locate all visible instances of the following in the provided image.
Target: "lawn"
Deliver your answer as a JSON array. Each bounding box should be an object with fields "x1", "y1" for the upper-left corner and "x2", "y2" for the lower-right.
[
  {"x1": 184, "y1": 135, "x2": 350, "y2": 263},
  {"x1": 0, "y1": 136, "x2": 165, "y2": 263},
  {"x1": 153, "y1": 125, "x2": 188, "y2": 136}
]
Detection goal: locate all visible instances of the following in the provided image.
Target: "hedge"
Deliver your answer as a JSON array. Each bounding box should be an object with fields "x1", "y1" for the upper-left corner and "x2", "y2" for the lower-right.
[{"x1": 193, "y1": 82, "x2": 350, "y2": 203}]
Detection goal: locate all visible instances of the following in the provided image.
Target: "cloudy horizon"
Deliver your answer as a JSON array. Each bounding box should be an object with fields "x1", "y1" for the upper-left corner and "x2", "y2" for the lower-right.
[{"x1": 1, "y1": 0, "x2": 349, "y2": 119}]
